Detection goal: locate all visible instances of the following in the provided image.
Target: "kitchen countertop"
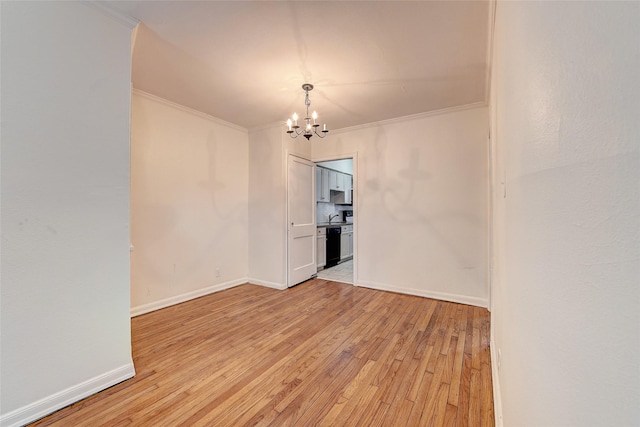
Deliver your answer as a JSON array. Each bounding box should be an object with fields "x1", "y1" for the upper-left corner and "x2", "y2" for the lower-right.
[{"x1": 317, "y1": 222, "x2": 353, "y2": 228}]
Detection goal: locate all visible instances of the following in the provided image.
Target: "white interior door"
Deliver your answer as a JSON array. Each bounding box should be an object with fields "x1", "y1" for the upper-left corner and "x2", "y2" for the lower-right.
[{"x1": 287, "y1": 155, "x2": 316, "y2": 287}]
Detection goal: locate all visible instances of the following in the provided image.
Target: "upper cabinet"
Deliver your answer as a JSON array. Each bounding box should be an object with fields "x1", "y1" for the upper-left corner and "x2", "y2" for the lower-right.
[
  {"x1": 344, "y1": 174, "x2": 352, "y2": 205},
  {"x1": 329, "y1": 169, "x2": 344, "y2": 191},
  {"x1": 316, "y1": 167, "x2": 330, "y2": 202},
  {"x1": 317, "y1": 166, "x2": 352, "y2": 204}
]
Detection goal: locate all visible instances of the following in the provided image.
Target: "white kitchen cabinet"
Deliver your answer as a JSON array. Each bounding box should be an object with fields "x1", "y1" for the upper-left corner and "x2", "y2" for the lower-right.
[
  {"x1": 344, "y1": 174, "x2": 352, "y2": 205},
  {"x1": 329, "y1": 170, "x2": 344, "y2": 191},
  {"x1": 340, "y1": 224, "x2": 353, "y2": 260},
  {"x1": 316, "y1": 167, "x2": 321, "y2": 200},
  {"x1": 316, "y1": 167, "x2": 330, "y2": 202},
  {"x1": 340, "y1": 231, "x2": 349, "y2": 260},
  {"x1": 317, "y1": 227, "x2": 326, "y2": 268},
  {"x1": 322, "y1": 167, "x2": 353, "y2": 205}
]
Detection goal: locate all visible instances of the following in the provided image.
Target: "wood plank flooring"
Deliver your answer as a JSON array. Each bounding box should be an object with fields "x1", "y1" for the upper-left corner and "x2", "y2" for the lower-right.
[{"x1": 30, "y1": 279, "x2": 494, "y2": 426}]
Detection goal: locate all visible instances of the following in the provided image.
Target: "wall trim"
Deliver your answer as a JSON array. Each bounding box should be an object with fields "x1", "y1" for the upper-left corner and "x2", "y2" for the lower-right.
[
  {"x1": 356, "y1": 280, "x2": 488, "y2": 308},
  {"x1": 0, "y1": 363, "x2": 135, "y2": 427},
  {"x1": 130, "y1": 278, "x2": 247, "y2": 317},
  {"x1": 490, "y1": 337, "x2": 504, "y2": 427},
  {"x1": 132, "y1": 89, "x2": 248, "y2": 133},
  {"x1": 330, "y1": 102, "x2": 487, "y2": 135},
  {"x1": 251, "y1": 102, "x2": 487, "y2": 136},
  {"x1": 247, "y1": 278, "x2": 287, "y2": 290}
]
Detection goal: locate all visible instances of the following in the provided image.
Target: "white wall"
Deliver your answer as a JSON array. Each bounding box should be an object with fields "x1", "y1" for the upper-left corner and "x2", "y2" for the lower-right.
[
  {"x1": 130, "y1": 91, "x2": 249, "y2": 314},
  {"x1": 247, "y1": 127, "x2": 312, "y2": 288},
  {"x1": 0, "y1": 2, "x2": 135, "y2": 425},
  {"x1": 490, "y1": 1, "x2": 640, "y2": 426},
  {"x1": 247, "y1": 127, "x2": 286, "y2": 288},
  {"x1": 313, "y1": 107, "x2": 489, "y2": 306}
]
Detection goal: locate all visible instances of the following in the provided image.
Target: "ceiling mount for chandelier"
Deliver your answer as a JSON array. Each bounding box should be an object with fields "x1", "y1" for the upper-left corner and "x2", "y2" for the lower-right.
[{"x1": 286, "y1": 83, "x2": 329, "y2": 140}]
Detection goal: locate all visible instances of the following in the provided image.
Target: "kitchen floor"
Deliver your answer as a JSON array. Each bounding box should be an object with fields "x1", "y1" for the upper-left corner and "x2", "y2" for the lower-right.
[{"x1": 317, "y1": 259, "x2": 353, "y2": 284}]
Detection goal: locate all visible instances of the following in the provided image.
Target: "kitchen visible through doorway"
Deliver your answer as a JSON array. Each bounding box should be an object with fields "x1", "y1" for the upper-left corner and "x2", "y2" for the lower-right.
[{"x1": 315, "y1": 157, "x2": 354, "y2": 285}]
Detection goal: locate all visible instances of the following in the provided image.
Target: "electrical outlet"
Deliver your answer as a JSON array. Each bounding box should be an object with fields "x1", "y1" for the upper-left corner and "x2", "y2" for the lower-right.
[{"x1": 215, "y1": 268, "x2": 221, "y2": 278}]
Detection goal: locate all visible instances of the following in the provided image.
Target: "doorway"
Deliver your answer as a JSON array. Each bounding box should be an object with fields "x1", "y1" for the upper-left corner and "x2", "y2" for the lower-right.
[{"x1": 314, "y1": 157, "x2": 355, "y2": 285}]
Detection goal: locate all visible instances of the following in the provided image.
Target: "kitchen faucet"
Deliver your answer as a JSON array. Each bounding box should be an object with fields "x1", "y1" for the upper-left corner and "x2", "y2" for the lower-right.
[{"x1": 328, "y1": 213, "x2": 340, "y2": 224}]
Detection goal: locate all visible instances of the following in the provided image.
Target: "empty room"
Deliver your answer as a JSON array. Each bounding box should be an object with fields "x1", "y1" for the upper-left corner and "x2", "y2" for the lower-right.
[{"x1": 1, "y1": 1, "x2": 638, "y2": 426}]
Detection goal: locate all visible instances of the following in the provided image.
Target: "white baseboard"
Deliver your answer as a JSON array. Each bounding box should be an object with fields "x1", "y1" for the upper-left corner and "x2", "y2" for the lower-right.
[
  {"x1": 247, "y1": 278, "x2": 287, "y2": 290},
  {"x1": 490, "y1": 337, "x2": 504, "y2": 427},
  {"x1": 0, "y1": 363, "x2": 135, "y2": 427},
  {"x1": 130, "y1": 278, "x2": 247, "y2": 317},
  {"x1": 355, "y1": 280, "x2": 489, "y2": 308}
]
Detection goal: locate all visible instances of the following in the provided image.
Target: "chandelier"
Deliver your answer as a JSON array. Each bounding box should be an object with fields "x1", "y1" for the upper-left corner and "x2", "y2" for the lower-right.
[{"x1": 286, "y1": 83, "x2": 329, "y2": 140}]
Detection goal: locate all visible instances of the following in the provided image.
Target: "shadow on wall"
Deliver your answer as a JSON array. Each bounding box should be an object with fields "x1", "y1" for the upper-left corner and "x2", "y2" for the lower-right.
[
  {"x1": 132, "y1": 126, "x2": 247, "y2": 288},
  {"x1": 250, "y1": 128, "x2": 281, "y2": 226},
  {"x1": 202, "y1": 129, "x2": 228, "y2": 217},
  {"x1": 359, "y1": 126, "x2": 485, "y2": 270}
]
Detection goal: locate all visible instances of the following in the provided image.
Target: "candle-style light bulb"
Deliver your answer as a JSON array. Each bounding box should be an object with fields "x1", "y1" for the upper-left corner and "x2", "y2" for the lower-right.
[
  {"x1": 323, "y1": 124, "x2": 327, "y2": 131},
  {"x1": 292, "y1": 112, "x2": 298, "y2": 126},
  {"x1": 312, "y1": 111, "x2": 318, "y2": 124},
  {"x1": 287, "y1": 119, "x2": 292, "y2": 131}
]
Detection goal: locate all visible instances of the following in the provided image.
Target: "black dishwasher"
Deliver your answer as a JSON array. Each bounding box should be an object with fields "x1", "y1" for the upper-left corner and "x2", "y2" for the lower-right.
[{"x1": 325, "y1": 226, "x2": 341, "y2": 268}]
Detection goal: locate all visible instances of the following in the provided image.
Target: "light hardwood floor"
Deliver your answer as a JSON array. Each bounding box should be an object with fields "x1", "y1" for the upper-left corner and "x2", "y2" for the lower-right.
[{"x1": 31, "y1": 279, "x2": 494, "y2": 426}]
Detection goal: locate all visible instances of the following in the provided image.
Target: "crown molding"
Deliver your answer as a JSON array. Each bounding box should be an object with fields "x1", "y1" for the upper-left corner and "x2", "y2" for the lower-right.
[
  {"x1": 133, "y1": 89, "x2": 248, "y2": 133},
  {"x1": 251, "y1": 102, "x2": 488, "y2": 137},
  {"x1": 330, "y1": 102, "x2": 487, "y2": 135},
  {"x1": 84, "y1": 1, "x2": 139, "y2": 29}
]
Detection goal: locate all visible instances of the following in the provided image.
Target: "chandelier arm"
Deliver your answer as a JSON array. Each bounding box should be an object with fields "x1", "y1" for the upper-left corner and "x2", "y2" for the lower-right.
[
  {"x1": 289, "y1": 127, "x2": 327, "y2": 139},
  {"x1": 313, "y1": 128, "x2": 326, "y2": 138},
  {"x1": 288, "y1": 126, "x2": 304, "y2": 138}
]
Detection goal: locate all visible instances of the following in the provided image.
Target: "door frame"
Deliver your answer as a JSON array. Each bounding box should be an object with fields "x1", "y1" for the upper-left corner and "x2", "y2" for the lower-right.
[{"x1": 312, "y1": 152, "x2": 358, "y2": 287}]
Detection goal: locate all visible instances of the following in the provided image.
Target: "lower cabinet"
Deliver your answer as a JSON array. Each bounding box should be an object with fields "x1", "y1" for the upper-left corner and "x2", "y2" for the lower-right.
[
  {"x1": 340, "y1": 232, "x2": 349, "y2": 260},
  {"x1": 317, "y1": 227, "x2": 326, "y2": 269},
  {"x1": 340, "y1": 225, "x2": 353, "y2": 260}
]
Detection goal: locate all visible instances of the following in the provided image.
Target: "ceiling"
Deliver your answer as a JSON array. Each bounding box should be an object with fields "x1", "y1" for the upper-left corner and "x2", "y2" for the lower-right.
[{"x1": 105, "y1": 1, "x2": 492, "y2": 131}]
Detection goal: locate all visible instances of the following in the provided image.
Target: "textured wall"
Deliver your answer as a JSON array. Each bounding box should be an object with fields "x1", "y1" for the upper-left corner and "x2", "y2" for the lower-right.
[
  {"x1": 1, "y1": 2, "x2": 134, "y2": 423},
  {"x1": 490, "y1": 1, "x2": 640, "y2": 425},
  {"x1": 313, "y1": 106, "x2": 489, "y2": 306},
  {"x1": 130, "y1": 91, "x2": 249, "y2": 313},
  {"x1": 247, "y1": 127, "x2": 312, "y2": 288}
]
